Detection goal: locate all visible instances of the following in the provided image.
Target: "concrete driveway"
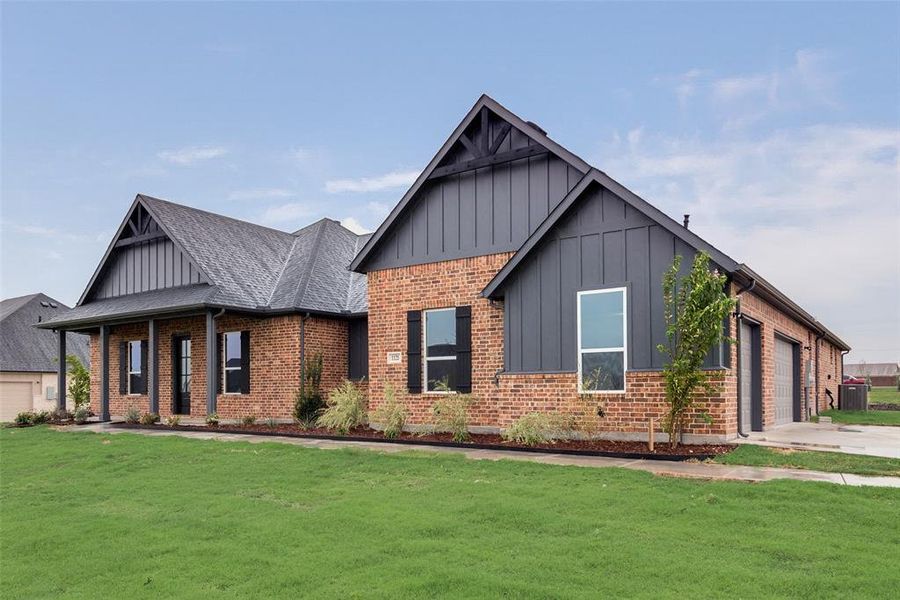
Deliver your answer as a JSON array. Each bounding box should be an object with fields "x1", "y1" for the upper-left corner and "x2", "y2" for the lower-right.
[{"x1": 739, "y1": 422, "x2": 900, "y2": 459}]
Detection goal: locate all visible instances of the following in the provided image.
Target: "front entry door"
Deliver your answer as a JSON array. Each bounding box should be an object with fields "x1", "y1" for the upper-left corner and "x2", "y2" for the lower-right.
[{"x1": 173, "y1": 336, "x2": 191, "y2": 415}]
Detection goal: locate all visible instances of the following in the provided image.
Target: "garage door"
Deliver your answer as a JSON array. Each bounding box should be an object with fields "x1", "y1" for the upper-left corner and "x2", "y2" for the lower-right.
[
  {"x1": 0, "y1": 382, "x2": 34, "y2": 422},
  {"x1": 774, "y1": 337, "x2": 795, "y2": 426}
]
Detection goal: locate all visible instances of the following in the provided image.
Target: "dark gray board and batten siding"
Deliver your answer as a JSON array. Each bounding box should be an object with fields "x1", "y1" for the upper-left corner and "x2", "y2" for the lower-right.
[
  {"x1": 500, "y1": 181, "x2": 728, "y2": 374},
  {"x1": 88, "y1": 229, "x2": 206, "y2": 301},
  {"x1": 363, "y1": 128, "x2": 584, "y2": 270}
]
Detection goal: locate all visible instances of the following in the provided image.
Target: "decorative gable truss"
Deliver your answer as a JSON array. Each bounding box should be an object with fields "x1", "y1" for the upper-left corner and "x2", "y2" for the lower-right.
[{"x1": 81, "y1": 198, "x2": 209, "y2": 304}]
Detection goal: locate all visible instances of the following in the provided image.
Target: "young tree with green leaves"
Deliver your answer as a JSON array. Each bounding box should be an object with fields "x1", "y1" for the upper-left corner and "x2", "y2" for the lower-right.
[
  {"x1": 66, "y1": 354, "x2": 90, "y2": 409},
  {"x1": 657, "y1": 252, "x2": 736, "y2": 448}
]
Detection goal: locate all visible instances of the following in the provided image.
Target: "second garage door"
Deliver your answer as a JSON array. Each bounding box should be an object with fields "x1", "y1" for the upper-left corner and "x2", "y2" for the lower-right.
[
  {"x1": 0, "y1": 382, "x2": 34, "y2": 422},
  {"x1": 774, "y1": 337, "x2": 795, "y2": 426}
]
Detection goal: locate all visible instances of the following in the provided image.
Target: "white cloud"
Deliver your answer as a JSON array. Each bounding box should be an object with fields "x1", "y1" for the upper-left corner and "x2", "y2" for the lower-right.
[
  {"x1": 340, "y1": 217, "x2": 371, "y2": 235},
  {"x1": 4, "y1": 222, "x2": 105, "y2": 244},
  {"x1": 596, "y1": 123, "x2": 900, "y2": 363},
  {"x1": 157, "y1": 145, "x2": 229, "y2": 166},
  {"x1": 228, "y1": 188, "x2": 294, "y2": 201},
  {"x1": 325, "y1": 170, "x2": 419, "y2": 194},
  {"x1": 257, "y1": 202, "x2": 316, "y2": 226}
]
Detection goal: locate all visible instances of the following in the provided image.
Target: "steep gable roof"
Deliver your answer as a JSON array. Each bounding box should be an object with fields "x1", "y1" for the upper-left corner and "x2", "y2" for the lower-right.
[
  {"x1": 349, "y1": 94, "x2": 591, "y2": 272},
  {"x1": 0, "y1": 293, "x2": 90, "y2": 372}
]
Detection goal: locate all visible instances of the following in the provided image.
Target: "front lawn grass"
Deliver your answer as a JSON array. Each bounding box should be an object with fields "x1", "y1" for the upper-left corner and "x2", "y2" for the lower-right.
[
  {"x1": 816, "y1": 409, "x2": 900, "y2": 426},
  {"x1": 2, "y1": 427, "x2": 898, "y2": 599},
  {"x1": 868, "y1": 386, "x2": 900, "y2": 406},
  {"x1": 714, "y1": 444, "x2": 900, "y2": 477}
]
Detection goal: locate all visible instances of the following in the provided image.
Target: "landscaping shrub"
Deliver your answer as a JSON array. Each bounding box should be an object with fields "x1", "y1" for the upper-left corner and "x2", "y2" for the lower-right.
[
  {"x1": 265, "y1": 417, "x2": 278, "y2": 428},
  {"x1": 502, "y1": 412, "x2": 575, "y2": 446},
  {"x1": 14, "y1": 412, "x2": 35, "y2": 427},
  {"x1": 317, "y1": 380, "x2": 368, "y2": 434},
  {"x1": 49, "y1": 407, "x2": 72, "y2": 422},
  {"x1": 241, "y1": 415, "x2": 256, "y2": 426},
  {"x1": 124, "y1": 406, "x2": 141, "y2": 424},
  {"x1": 369, "y1": 385, "x2": 407, "y2": 439},
  {"x1": 31, "y1": 411, "x2": 50, "y2": 425},
  {"x1": 165, "y1": 415, "x2": 181, "y2": 427},
  {"x1": 65, "y1": 354, "x2": 90, "y2": 409},
  {"x1": 140, "y1": 413, "x2": 160, "y2": 426},
  {"x1": 293, "y1": 352, "x2": 324, "y2": 428},
  {"x1": 431, "y1": 393, "x2": 473, "y2": 443},
  {"x1": 73, "y1": 406, "x2": 90, "y2": 424},
  {"x1": 205, "y1": 413, "x2": 220, "y2": 426}
]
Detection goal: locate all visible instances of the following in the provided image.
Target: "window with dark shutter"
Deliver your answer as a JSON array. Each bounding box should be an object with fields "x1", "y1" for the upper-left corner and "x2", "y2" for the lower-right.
[
  {"x1": 139, "y1": 340, "x2": 149, "y2": 394},
  {"x1": 119, "y1": 342, "x2": 127, "y2": 395},
  {"x1": 407, "y1": 311, "x2": 422, "y2": 393},
  {"x1": 455, "y1": 306, "x2": 472, "y2": 393},
  {"x1": 223, "y1": 331, "x2": 243, "y2": 394}
]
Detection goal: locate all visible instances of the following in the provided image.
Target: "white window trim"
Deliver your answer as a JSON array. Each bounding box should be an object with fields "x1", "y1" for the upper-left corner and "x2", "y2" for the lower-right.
[
  {"x1": 127, "y1": 340, "x2": 142, "y2": 395},
  {"x1": 576, "y1": 287, "x2": 627, "y2": 394},
  {"x1": 222, "y1": 331, "x2": 242, "y2": 396},
  {"x1": 423, "y1": 308, "x2": 456, "y2": 394}
]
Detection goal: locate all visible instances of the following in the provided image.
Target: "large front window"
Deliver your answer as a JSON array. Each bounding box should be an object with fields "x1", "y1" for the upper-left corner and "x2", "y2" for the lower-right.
[
  {"x1": 577, "y1": 288, "x2": 626, "y2": 393},
  {"x1": 424, "y1": 308, "x2": 456, "y2": 392},
  {"x1": 223, "y1": 332, "x2": 242, "y2": 394},
  {"x1": 127, "y1": 340, "x2": 142, "y2": 394}
]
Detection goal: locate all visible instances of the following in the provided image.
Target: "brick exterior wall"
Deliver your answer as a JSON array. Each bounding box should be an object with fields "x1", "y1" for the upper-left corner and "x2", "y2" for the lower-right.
[
  {"x1": 367, "y1": 253, "x2": 737, "y2": 441},
  {"x1": 737, "y1": 290, "x2": 843, "y2": 424},
  {"x1": 89, "y1": 313, "x2": 351, "y2": 420}
]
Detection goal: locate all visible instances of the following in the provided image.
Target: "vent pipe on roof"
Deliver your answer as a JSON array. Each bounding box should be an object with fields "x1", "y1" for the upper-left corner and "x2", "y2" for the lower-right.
[{"x1": 683, "y1": 214, "x2": 690, "y2": 229}]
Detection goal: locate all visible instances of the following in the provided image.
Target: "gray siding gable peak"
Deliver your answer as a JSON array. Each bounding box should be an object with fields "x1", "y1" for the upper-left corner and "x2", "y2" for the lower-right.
[
  {"x1": 348, "y1": 94, "x2": 592, "y2": 273},
  {"x1": 482, "y1": 168, "x2": 740, "y2": 299}
]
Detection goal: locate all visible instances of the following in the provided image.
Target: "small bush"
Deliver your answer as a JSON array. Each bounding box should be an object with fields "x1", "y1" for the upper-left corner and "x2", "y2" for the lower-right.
[
  {"x1": 265, "y1": 417, "x2": 278, "y2": 428},
  {"x1": 14, "y1": 411, "x2": 35, "y2": 427},
  {"x1": 369, "y1": 385, "x2": 408, "y2": 439},
  {"x1": 124, "y1": 406, "x2": 141, "y2": 424},
  {"x1": 32, "y1": 411, "x2": 50, "y2": 425},
  {"x1": 502, "y1": 412, "x2": 574, "y2": 446},
  {"x1": 49, "y1": 407, "x2": 73, "y2": 422},
  {"x1": 140, "y1": 413, "x2": 160, "y2": 426},
  {"x1": 317, "y1": 380, "x2": 368, "y2": 434},
  {"x1": 165, "y1": 415, "x2": 181, "y2": 427},
  {"x1": 293, "y1": 353, "x2": 325, "y2": 428},
  {"x1": 241, "y1": 415, "x2": 256, "y2": 426},
  {"x1": 205, "y1": 412, "x2": 220, "y2": 426},
  {"x1": 73, "y1": 406, "x2": 90, "y2": 424},
  {"x1": 431, "y1": 394, "x2": 473, "y2": 443}
]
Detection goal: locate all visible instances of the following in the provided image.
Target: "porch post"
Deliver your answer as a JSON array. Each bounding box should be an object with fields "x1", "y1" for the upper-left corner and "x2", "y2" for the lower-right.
[
  {"x1": 148, "y1": 319, "x2": 159, "y2": 414},
  {"x1": 206, "y1": 310, "x2": 217, "y2": 415},
  {"x1": 57, "y1": 330, "x2": 67, "y2": 411},
  {"x1": 100, "y1": 324, "x2": 110, "y2": 421}
]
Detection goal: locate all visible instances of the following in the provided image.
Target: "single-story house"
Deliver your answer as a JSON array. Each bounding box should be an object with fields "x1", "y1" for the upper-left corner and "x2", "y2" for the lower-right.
[
  {"x1": 0, "y1": 293, "x2": 90, "y2": 420},
  {"x1": 844, "y1": 363, "x2": 899, "y2": 387},
  {"x1": 40, "y1": 95, "x2": 849, "y2": 441}
]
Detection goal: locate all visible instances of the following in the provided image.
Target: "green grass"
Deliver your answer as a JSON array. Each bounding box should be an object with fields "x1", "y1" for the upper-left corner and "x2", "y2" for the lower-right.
[
  {"x1": 816, "y1": 409, "x2": 900, "y2": 426},
  {"x1": 2, "y1": 427, "x2": 899, "y2": 599},
  {"x1": 869, "y1": 386, "x2": 900, "y2": 406},
  {"x1": 714, "y1": 444, "x2": 900, "y2": 477}
]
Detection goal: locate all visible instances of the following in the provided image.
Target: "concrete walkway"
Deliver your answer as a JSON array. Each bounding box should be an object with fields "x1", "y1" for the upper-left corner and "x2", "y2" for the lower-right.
[
  {"x1": 739, "y1": 421, "x2": 900, "y2": 459},
  {"x1": 65, "y1": 422, "x2": 900, "y2": 488}
]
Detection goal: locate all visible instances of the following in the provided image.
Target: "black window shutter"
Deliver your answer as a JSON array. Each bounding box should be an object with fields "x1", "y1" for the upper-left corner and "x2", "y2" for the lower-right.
[
  {"x1": 216, "y1": 333, "x2": 223, "y2": 394},
  {"x1": 407, "y1": 310, "x2": 422, "y2": 393},
  {"x1": 455, "y1": 306, "x2": 472, "y2": 393},
  {"x1": 171, "y1": 337, "x2": 178, "y2": 412},
  {"x1": 240, "y1": 331, "x2": 251, "y2": 394},
  {"x1": 118, "y1": 341, "x2": 127, "y2": 394},
  {"x1": 139, "y1": 340, "x2": 149, "y2": 394}
]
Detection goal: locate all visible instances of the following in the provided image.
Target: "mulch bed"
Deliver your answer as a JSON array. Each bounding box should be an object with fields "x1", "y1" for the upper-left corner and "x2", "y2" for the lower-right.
[
  {"x1": 869, "y1": 404, "x2": 900, "y2": 411},
  {"x1": 111, "y1": 422, "x2": 734, "y2": 461}
]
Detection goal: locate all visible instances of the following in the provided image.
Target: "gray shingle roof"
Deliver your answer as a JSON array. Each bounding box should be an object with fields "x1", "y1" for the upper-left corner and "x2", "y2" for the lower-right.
[
  {"x1": 41, "y1": 196, "x2": 369, "y2": 328},
  {"x1": 0, "y1": 294, "x2": 90, "y2": 372},
  {"x1": 844, "y1": 363, "x2": 899, "y2": 377}
]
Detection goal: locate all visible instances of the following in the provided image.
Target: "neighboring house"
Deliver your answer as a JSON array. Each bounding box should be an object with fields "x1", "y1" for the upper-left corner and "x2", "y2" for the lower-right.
[
  {"x1": 844, "y1": 363, "x2": 899, "y2": 387},
  {"x1": 0, "y1": 294, "x2": 90, "y2": 420},
  {"x1": 40, "y1": 95, "x2": 850, "y2": 441}
]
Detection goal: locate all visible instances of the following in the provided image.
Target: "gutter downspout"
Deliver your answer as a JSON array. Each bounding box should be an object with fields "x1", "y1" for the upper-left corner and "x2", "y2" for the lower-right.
[
  {"x1": 813, "y1": 333, "x2": 823, "y2": 417},
  {"x1": 300, "y1": 313, "x2": 310, "y2": 398},
  {"x1": 734, "y1": 278, "x2": 757, "y2": 438}
]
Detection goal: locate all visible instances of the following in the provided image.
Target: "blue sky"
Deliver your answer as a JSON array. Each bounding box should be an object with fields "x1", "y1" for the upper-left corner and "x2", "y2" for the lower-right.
[{"x1": 2, "y1": 2, "x2": 898, "y2": 362}]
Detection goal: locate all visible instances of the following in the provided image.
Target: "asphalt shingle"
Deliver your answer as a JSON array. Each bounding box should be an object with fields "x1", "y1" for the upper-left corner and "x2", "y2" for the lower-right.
[{"x1": 0, "y1": 294, "x2": 90, "y2": 371}]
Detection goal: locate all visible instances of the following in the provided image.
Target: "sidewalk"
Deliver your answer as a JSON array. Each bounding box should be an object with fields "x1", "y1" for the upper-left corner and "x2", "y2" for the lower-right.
[
  {"x1": 67, "y1": 422, "x2": 900, "y2": 488},
  {"x1": 738, "y1": 421, "x2": 900, "y2": 459}
]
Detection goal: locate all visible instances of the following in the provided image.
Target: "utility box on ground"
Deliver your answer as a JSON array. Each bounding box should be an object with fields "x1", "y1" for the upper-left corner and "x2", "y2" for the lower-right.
[{"x1": 839, "y1": 384, "x2": 868, "y2": 411}]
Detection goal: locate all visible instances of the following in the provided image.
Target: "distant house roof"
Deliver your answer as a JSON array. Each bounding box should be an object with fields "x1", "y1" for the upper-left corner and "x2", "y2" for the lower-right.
[
  {"x1": 844, "y1": 363, "x2": 899, "y2": 377},
  {"x1": 40, "y1": 196, "x2": 370, "y2": 329},
  {"x1": 0, "y1": 293, "x2": 90, "y2": 372}
]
